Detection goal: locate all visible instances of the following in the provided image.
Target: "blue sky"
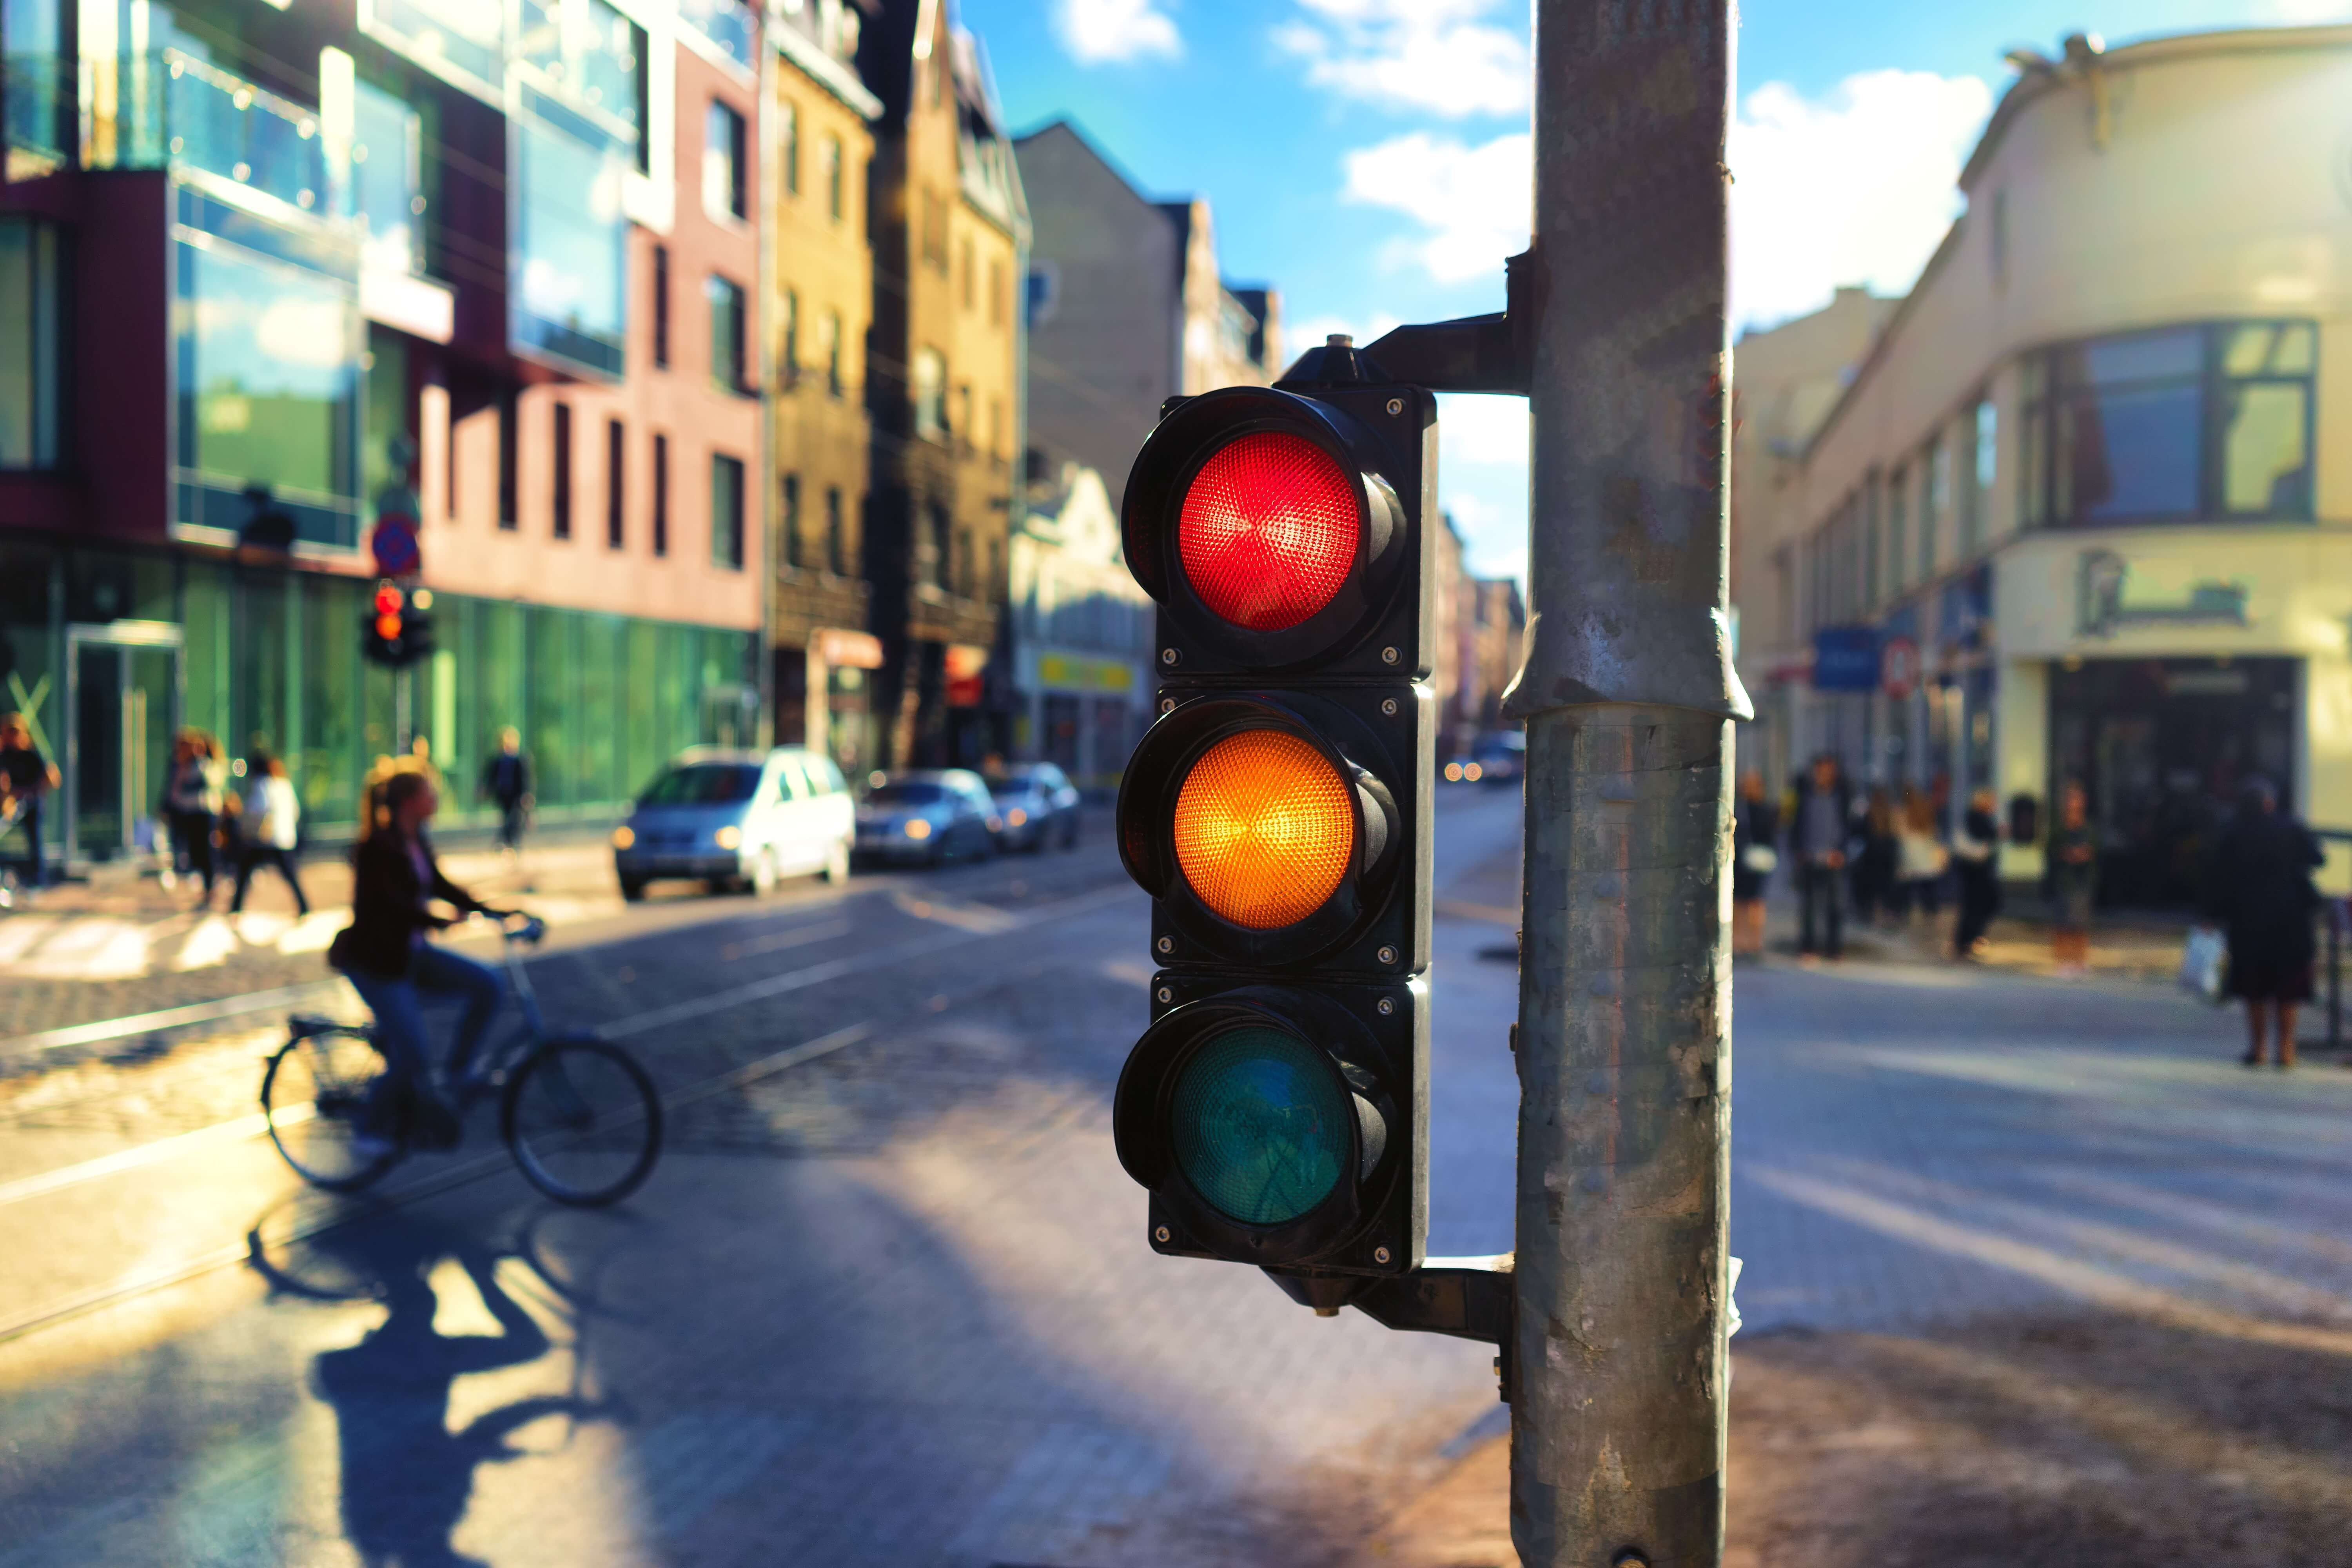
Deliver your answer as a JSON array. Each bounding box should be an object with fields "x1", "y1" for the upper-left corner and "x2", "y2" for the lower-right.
[{"x1": 958, "y1": 0, "x2": 2345, "y2": 583}]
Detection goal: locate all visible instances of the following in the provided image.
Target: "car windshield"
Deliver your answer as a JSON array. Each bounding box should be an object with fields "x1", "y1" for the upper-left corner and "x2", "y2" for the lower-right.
[
  {"x1": 639, "y1": 764, "x2": 762, "y2": 806},
  {"x1": 984, "y1": 769, "x2": 1042, "y2": 791},
  {"x1": 867, "y1": 782, "x2": 946, "y2": 805}
]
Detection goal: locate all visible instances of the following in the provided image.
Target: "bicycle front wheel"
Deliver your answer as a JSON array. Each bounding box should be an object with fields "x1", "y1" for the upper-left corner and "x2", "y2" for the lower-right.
[
  {"x1": 261, "y1": 1031, "x2": 406, "y2": 1192},
  {"x1": 500, "y1": 1034, "x2": 664, "y2": 1207}
]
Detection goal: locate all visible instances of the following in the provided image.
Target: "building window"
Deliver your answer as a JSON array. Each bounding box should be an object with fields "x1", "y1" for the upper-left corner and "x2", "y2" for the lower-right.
[
  {"x1": 926, "y1": 503, "x2": 951, "y2": 589},
  {"x1": 711, "y1": 452, "x2": 745, "y2": 569},
  {"x1": 988, "y1": 396, "x2": 1002, "y2": 460},
  {"x1": 0, "y1": 219, "x2": 64, "y2": 470},
  {"x1": 1923, "y1": 435, "x2": 1949, "y2": 577},
  {"x1": 1885, "y1": 464, "x2": 1908, "y2": 590},
  {"x1": 2018, "y1": 358, "x2": 2048, "y2": 529},
  {"x1": 606, "y1": 418, "x2": 625, "y2": 547},
  {"x1": 652, "y1": 244, "x2": 670, "y2": 369},
  {"x1": 986, "y1": 538, "x2": 1000, "y2": 603},
  {"x1": 512, "y1": 105, "x2": 630, "y2": 379},
  {"x1": 352, "y1": 80, "x2": 425, "y2": 278},
  {"x1": 704, "y1": 100, "x2": 746, "y2": 220},
  {"x1": 959, "y1": 236, "x2": 974, "y2": 310},
  {"x1": 2032, "y1": 322, "x2": 2316, "y2": 527},
  {"x1": 552, "y1": 402, "x2": 573, "y2": 538},
  {"x1": 652, "y1": 432, "x2": 669, "y2": 555},
  {"x1": 823, "y1": 309, "x2": 844, "y2": 397},
  {"x1": 1960, "y1": 398, "x2": 1994, "y2": 555},
  {"x1": 823, "y1": 135, "x2": 843, "y2": 222},
  {"x1": 781, "y1": 471, "x2": 802, "y2": 568},
  {"x1": 989, "y1": 258, "x2": 1005, "y2": 329},
  {"x1": 708, "y1": 274, "x2": 747, "y2": 392},
  {"x1": 920, "y1": 191, "x2": 948, "y2": 272},
  {"x1": 780, "y1": 288, "x2": 799, "y2": 385},
  {"x1": 955, "y1": 384, "x2": 972, "y2": 451},
  {"x1": 912, "y1": 347, "x2": 946, "y2": 439},
  {"x1": 780, "y1": 98, "x2": 799, "y2": 196},
  {"x1": 956, "y1": 528, "x2": 974, "y2": 597},
  {"x1": 497, "y1": 391, "x2": 519, "y2": 529},
  {"x1": 825, "y1": 487, "x2": 845, "y2": 574}
]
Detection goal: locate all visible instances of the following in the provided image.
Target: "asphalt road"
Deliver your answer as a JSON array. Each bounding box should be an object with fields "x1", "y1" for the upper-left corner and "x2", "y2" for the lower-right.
[{"x1": 0, "y1": 786, "x2": 1530, "y2": 1567}]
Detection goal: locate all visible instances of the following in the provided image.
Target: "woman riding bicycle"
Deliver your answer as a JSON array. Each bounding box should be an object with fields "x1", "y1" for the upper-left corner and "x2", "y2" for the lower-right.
[{"x1": 328, "y1": 767, "x2": 507, "y2": 1138}]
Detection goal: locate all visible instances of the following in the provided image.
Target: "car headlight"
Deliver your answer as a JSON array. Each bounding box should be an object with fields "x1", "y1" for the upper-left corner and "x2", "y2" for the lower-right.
[
  {"x1": 1442, "y1": 763, "x2": 1462, "y2": 782},
  {"x1": 904, "y1": 818, "x2": 932, "y2": 840},
  {"x1": 715, "y1": 824, "x2": 743, "y2": 849},
  {"x1": 1007, "y1": 808, "x2": 1027, "y2": 827},
  {"x1": 987, "y1": 816, "x2": 1004, "y2": 832},
  {"x1": 611, "y1": 825, "x2": 635, "y2": 849},
  {"x1": 1464, "y1": 762, "x2": 1483, "y2": 782}
]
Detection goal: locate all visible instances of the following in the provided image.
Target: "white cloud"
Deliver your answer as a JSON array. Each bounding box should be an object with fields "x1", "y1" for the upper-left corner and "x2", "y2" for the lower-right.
[
  {"x1": 2265, "y1": 0, "x2": 2352, "y2": 19},
  {"x1": 1728, "y1": 69, "x2": 1992, "y2": 329},
  {"x1": 1054, "y1": 0, "x2": 1181, "y2": 65},
  {"x1": 1340, "y1": 131, "x2": 1530, "y2": 284},
  {"x1": 1278, "y1": 0, "x2": 1527, "y2": 118},
  {"x1": 1436, "y1": 393, "x2": 1525, "y2": 466}
]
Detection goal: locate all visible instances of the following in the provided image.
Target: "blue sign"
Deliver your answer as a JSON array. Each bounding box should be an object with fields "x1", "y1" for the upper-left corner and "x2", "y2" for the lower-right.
[
  {"x1": 370, "y1": 514, "x2": 420, "y2": 579},
  {"x1": 1811, "y1": 626, "x2": 1881, "y2": 692}
]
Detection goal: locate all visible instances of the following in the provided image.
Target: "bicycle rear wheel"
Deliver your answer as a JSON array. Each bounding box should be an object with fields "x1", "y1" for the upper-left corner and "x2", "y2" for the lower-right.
[
  {"x1": 261, "y1": 1030, "x2": 407, "y2": 1192},
  {"x1": 500, "y1": 1034, "x2": 663, "y2": 1207}
]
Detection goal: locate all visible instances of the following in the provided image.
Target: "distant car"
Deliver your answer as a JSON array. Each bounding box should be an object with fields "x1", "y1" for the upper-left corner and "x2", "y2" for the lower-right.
[
  {"x1": 612, "y1": 748, "x2": 854, "y2": 901},
  {"x1": 855, "y1": 769, "x2": 999, "y2": 866},
  {"x1": 1459, "y1": 729, "x2": 1526, "y2": 786},
  {"x1": 982, "y1": 762, "x2": 1082, "y2": 853}
]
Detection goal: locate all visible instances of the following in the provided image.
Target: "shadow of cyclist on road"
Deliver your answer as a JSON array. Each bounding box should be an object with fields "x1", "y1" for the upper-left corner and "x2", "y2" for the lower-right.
[{"x1": 251, "y1": 1209, "x2": 606, "y2": 1568}]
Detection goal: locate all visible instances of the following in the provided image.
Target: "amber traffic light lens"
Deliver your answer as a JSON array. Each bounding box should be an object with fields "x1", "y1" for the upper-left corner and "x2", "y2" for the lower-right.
[
  {"x1": 1177, "y1": 432, "x2": 1357, "y2": 631},
  {"x1": 375, "y1": 614, "x2": 403, "y2": 639},
  {"x1": 1172, "y1": 730, "x2": 1355, "y2": 929}
]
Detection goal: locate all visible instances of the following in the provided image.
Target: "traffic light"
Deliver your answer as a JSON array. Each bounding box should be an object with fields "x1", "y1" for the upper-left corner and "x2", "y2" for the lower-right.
[
  {"x1": 1111, "y1": 359, "x2": 1436, "y2": 1290},
  {"x1": 361, "y1": 580, "x2": 435, "y2": 667}
]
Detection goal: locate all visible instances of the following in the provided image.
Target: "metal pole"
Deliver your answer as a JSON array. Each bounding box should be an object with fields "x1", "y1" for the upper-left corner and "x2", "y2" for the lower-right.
[
  {"x1": 395, "y1": 666, "x2": 412, "y2": 757},
  {"x1": 1501, "y1": 4, "x2": 1749, "y2": 1564}
]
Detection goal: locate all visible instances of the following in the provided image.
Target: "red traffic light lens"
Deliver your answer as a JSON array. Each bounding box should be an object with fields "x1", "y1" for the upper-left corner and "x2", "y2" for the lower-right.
[
  {"x1": 1172, "y1": 729, "x2": 1355, "y2": 930},
  {"x1": 1177, "y1": 432, "x2": 1356, "y2": 632},
  {"x1": 374, "y1": 585, "x2": 404, "y2": 615}
]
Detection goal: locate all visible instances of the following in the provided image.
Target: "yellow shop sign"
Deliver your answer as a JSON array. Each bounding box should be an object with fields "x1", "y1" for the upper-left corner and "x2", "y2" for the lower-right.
[{"x1": 1037, "y1": 653, "x2": 1135, "y2": 692}]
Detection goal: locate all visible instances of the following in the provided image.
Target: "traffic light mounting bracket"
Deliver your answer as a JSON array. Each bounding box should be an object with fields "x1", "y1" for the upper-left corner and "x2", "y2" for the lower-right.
[
  {"x1": 1265, "y1": 1256, "x2": 1517, "y2": 1403},
  {"x1": 1276, "y1": 249, "x2": 1539, "y2": 397}
]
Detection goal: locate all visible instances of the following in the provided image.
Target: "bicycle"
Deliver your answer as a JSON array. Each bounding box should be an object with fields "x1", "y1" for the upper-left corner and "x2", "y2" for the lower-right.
[{"x1": 260, "y1": 913, "x2": 664, "y2": 1207}]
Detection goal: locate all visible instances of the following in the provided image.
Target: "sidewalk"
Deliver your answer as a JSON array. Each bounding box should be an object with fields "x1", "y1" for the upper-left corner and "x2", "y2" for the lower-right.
[{"x1": 0, "y1": 834, "x2": 622, "y2": 1050}]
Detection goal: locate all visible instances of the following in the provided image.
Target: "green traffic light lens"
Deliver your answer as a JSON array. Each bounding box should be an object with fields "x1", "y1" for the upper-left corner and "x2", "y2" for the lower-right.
[{"x1": 1169, "y1": 1025, "x2": 1349, "y2": 1226}]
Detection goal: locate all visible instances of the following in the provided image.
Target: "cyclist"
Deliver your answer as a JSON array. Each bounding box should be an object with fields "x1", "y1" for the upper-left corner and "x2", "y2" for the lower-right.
[{"x1": 327, "y1": 766, "x2": 507, "y2": 1142}]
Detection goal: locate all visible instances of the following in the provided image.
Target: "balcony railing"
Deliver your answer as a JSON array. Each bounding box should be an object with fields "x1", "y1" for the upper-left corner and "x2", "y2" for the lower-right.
[
  {"x1": 85, "y1": 50, "x2": 342, "y2": 220},
  {"x1": 677, "y1": 0, "x2": 756, "y2": 72}
]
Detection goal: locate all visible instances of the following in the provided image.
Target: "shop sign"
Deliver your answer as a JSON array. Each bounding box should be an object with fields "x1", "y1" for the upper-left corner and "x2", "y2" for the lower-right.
[
  {"x1": 1811, "y1": 626, "x2": 1880, "y2": 692},
  {"x1": 814, "y1": 628, "x2": 884, "y2": 669},
  {"x1": 2075, "y1": 549, "x2": 2248, "y2": 638},
  {"x1": 1036, "y1": 652, "x2": 1136, "y2": 693},
  {"x1": 946, "y1": 644, "x2": 989, "y2": 708}
]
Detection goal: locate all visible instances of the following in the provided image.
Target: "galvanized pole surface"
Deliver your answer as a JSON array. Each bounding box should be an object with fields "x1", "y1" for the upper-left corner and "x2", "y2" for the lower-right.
[{"x1": 1501, "y1": 4, "x2": 1749, "y2": 1565}]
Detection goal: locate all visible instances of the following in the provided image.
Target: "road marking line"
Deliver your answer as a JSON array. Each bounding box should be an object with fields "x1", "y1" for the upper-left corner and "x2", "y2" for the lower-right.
[
  {"x1": 0, "y1": 882, "x2": 1135, "y2": 1212},
  {"x1": 717, "y1": 917, "x2": 853, "y2": 962},
  {"x1": 0, "y1": 1103, "x2": 314, "y2": 1210}
]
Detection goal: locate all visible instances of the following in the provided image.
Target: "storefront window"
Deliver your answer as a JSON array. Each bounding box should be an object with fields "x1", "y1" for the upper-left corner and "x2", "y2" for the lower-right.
[
  {"x1": 3, "y1": 0, "x2": 67, "y2": 171},
  {"x1": 174, "y1": 227, "x2": 363, "y2": 548},
  {"x1": 0, "y1": 218, "x2": 63, "y2": 468},
  {"x1": 2034, "y1": 322, "x2": 2315, "y2": 526},
  {"x1": 511, "y1": 92, "x2": 630, "y2": 379}
]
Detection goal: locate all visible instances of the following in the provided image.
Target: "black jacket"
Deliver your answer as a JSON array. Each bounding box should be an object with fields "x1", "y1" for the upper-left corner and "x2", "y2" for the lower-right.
[
  {"x1": 2201, "y1": 813, "x2": 2323, "y2": 969},
  {"x1": 1787, "y1": 776, "x2": 1857, "y2": 860},
  {"x1": 328, "y1": 830, "x2": 486, "y2": 980}
]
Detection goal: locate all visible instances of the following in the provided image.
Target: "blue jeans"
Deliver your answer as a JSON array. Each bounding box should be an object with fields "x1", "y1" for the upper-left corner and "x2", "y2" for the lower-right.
[{"x1": 345, "y1": 944, "x2": 505, "y2": 1094}]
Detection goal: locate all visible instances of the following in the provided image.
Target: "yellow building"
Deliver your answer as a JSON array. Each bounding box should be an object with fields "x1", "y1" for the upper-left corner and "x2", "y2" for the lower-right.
[
  {"x1": 764, "y1": 1, "x2": 883, "y2": 771},
  {"x1": 860, "y1": 0, "x2": 1027, "y2": 769},
  {"x1": 1748, "y1": 24, "x2": 2352, "y2": 904}
]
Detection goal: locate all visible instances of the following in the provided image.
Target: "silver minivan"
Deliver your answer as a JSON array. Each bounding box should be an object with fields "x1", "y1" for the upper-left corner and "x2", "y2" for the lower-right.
[{"x1": 613, "y1": 748, "x2": 854, "y2": 900}]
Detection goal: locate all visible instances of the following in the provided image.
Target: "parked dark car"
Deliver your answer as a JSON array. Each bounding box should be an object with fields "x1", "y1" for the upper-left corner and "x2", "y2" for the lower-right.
[
  {"x1": 854, "y1": 769, "x2": 999, "y2": 866},
  {"x1": 982, "y1": 762, "x2": 1082, "y2": 852},
  {"x1": 1467, "y1": 728, "x2": 1526, "y2": 785}
]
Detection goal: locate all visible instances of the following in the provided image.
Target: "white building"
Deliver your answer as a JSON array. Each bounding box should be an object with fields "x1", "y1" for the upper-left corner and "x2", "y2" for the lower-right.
[{"x1": 1006, "y1": 463, "x2": 1154, "y2": 788}]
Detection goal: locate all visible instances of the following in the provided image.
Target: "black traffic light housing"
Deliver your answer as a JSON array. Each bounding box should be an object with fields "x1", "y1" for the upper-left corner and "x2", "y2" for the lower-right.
[
  {"x1": 362, "y1": 580, "x2": 436, "y2": 668},
  {"x1": 1123, "y1": 382, "x2": 1437, "y2": 682}
]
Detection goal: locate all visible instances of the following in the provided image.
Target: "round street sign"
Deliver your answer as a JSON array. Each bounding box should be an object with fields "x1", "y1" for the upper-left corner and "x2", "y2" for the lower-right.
[
  {"x1": 370, "y1": 514, "x2": 420, "y2": 579},
  {"x1": 1880, "y1": 635, "x2": 1921, "y2": 699}
]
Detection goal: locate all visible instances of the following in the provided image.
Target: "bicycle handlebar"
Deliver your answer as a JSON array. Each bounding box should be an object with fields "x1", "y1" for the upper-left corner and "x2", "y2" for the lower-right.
[{"x1": 480, "y1": 909, "x2": 547, "y2": 946}]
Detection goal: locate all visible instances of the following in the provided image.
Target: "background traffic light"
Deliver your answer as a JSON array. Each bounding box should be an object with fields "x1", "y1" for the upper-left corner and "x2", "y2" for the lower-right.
[
  {"x1": 1111, "y1": 356, "x2": 1436, "y2": 1290},
  {"x1": 361, "y1": 580, "x2": 435, "y2": 667}
]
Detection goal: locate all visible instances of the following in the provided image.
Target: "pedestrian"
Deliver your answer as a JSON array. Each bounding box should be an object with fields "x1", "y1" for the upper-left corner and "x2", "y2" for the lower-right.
[
  {"x1": 480, "y1": 727, "x2": 532, "y2": 861},
  {"x1": 1851, "y1": 786, "x2": 1898, "y2": 927},
  {"x1": 2200, "y1": 777, "x2": 2322, "y2": 1069},
  {"x1": 1951, "y1": 786, "x2": 2003, "y2": 959},
  {"x1": 2047, "y1": 779, "x2": 2098, "y2": 977},
  {"x1": 1731, "y1": 767, "x2": 1779, "y2": 959},
  {"x1": 1896, "y1": 788, "x2": 1949, "y2": 922},
  {"x1": 1789, "y1": 753, "x2": 1855, "y2": 960},
  {"x1": 0, "y1": 710, "x2": 59, "y2": 893},
  {"x1": 230, "y1": 751, "x2": 310, "y2": 916},
  {"x1": 162, "y1": 729, "x2": 227, "y2": 907}
]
